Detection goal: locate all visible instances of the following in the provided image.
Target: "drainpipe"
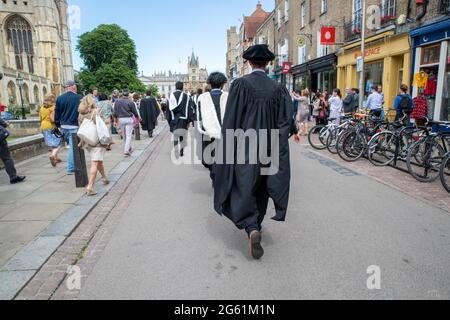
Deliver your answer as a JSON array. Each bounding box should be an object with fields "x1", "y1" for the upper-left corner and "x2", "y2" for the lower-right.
[
  {"x1": 407, "y1": 0, "x2": 413, "y2": 20},
  {"x1": 416, "y1": 0, "x2": 429, "y2": 21}
]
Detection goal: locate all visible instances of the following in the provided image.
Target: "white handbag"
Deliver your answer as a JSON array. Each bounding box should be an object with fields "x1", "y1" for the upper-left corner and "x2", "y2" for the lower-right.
[
  {"x1": 77, "y1": 112, "x2": 99, "y2": 146},
  {"x1": 96, "y1": 114, "x2": 112, "y2": 145}
]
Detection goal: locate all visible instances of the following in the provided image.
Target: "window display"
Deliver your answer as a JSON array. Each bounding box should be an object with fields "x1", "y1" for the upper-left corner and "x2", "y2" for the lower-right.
[
  {"x1": 364, "y1": 61, "x2": 383, "y2": 95},
  {"x1": 421, "y1": 44, "x2": 441, "y2": 65},
  {"x1": 441, "y1": 44, "x2": 450, "y2": 121}
]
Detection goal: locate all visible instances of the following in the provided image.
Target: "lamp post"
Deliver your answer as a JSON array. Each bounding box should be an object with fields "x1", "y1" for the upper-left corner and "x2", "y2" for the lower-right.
[
  {"x1": 16, "y1": 75, "x2": 26, "y2": 120},
  {"x1": 358, "y1": 0, "x2": 367, "y2": 111}
]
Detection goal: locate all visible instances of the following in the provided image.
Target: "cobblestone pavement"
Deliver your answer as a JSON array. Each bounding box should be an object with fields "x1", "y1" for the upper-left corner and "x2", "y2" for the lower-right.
[
  {"x1": 300, "y1": 143, "x2": 450, "y2": 213},
  {"x1": 15, "y1": 130, "x2": 450, "y2": 300},
  {"x1": 15, "y1": 128, "x2": 169, "y2": 300}
]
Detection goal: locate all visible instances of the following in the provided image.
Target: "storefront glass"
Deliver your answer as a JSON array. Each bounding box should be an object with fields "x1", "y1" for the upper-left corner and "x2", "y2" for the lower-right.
[
  {"x1": 295, "y1": 75, "x2": 311, "y2": 91},
  {"x1": 441, "y1": 43, "x2": 450, "y2": 121},
  {"x1": 317, "y1": 70, "x2": 337, "y2": 93},
  {"x1": 364, "y1": 61, "x2": 384, "y2": 95}
]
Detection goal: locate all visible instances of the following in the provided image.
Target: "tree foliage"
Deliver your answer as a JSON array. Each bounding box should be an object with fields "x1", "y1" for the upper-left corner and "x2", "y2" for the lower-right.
[
  {"x1": 147, "y1": 84, "x2": 159, "y2": 97},
  {"x1": 76, "y1": 24, "x2": 145, "y2": 94}
]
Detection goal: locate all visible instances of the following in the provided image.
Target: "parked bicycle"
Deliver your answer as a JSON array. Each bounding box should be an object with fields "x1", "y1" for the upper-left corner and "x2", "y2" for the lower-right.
[
  {"x1": 336, "y1": 114, "x2": 388, "y2": 162},
  {"x1": 406, "y1": 119, "x2": 450, "y2": 183},
  {"x1": 367, "y1": 115, "x2": 423, "y2": 167}
]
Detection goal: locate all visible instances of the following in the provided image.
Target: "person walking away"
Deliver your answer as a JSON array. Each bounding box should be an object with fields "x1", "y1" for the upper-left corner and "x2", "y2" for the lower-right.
[
  {"x1": 343, "y1": 88, "x2": 357, "y2": 114},
  {"x1": 394, "y1": 84, "x2": 414, "y2": 123},
  {"x1": 213, "y1": 44, "x2": 300, "y2": 260},
  {"x1": 78, "y1": 95, "x2": 109, "y2": 196},
  {"x1": 328, "y1": 89, "x2": 344, "y2": 125},
  {"x1": 54, "y1": 80, "x2": 81, "y2": 175},
  {"x1": 113, "y1": 89, "x2": 140, "y2": 157},
  {"x1": 97, "y1": 93, "x2": 114, "y2": 151},
  {"x1": 168, "y1": 82, "x2": 194, "y2": 157},
  {"x1": 197, "y1": 72, "x2": 228, "y2": 178},
  {"x1": 140, "y1": 91, "x2": 160, "y2": 138},
  {"x1": 292, "y1": 89, "x2": 310, "y2": 136},
  {"x1": 160, "y1": 94, "x2": 168, "y2": 121},
  {"x1": 0, "y1": 117, "x2": 26, "y2": 184},
  {"x1": 365, "y1": 85, "x2": 383, "y2": 118},
  {"x1": 39, "y1": 94, "x2": 62, "y2": 167}
]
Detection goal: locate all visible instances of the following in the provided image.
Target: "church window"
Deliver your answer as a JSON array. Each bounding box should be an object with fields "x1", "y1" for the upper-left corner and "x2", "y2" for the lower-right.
[{"x1": 5, "y1": 15, "x2": 34, "y2": 73}]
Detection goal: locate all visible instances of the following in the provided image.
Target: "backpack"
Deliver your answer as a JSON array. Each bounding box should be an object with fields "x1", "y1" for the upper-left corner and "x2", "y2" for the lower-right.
[
  {"x1": 0, "y1": 125, "x2": 10, "y2": 143},
  {"x1": 398, "y1": 95, "x2": 414, "y2": 114}
]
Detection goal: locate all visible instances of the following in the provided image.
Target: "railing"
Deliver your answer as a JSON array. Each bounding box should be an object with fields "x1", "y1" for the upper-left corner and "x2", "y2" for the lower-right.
[
  {"x1": 440, "y1": 0, "x2": 450, "y2": 14},
  {"x1": 344, "y1": 19, "x2": 362, "y2": 42}
]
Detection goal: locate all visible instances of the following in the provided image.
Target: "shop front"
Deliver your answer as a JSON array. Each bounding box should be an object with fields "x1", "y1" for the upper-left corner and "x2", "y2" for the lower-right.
[
  {"x1": 337, "y1": 31, "x2": 411, "y2": 112},
  {"x1": 411, "y1": 18, "x2": 450, "y2": 121},
  {"x1": 292, "y1": 53, "x2": 337, "y2": 94}
]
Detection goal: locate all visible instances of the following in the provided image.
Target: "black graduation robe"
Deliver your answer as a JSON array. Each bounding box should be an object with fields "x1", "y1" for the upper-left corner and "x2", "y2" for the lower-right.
[
  {"x1": 213, "y1": 71, "x2": 297, "y2": 230},
  {"x1": 167, "y1": 91, "x2": 194, "y2": 133},
  {"x1": 140, "y1": 97, "x2": 160, "y2": 132}
]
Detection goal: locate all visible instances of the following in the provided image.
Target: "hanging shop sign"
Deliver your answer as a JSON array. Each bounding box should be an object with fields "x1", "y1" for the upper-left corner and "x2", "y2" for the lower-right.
[
  {"x1": 282, "y1": 62, "x2": 293, "y2": 74},
  {"x1": 297, "y1": 36, "x2": 306, "y2": 47},
  {"x1": 320, "y1": 27, "x2": 336, "y2": 45}
]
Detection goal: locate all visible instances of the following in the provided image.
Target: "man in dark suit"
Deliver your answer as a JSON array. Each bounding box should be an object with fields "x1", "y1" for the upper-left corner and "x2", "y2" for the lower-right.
[{"x1": 0, "y1": 117, "x2": 26, "y2": 184}]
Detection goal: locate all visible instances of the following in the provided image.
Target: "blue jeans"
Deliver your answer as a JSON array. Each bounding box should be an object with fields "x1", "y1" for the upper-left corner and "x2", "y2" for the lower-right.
[{"x1": 61, "y1": 128, "x2": 78, "y2": 173}]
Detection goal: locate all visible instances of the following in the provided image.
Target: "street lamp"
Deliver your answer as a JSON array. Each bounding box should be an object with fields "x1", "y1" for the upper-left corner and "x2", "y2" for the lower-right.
[{"x1": 16, "y1": 74, "x2": 26, "y2": 120}]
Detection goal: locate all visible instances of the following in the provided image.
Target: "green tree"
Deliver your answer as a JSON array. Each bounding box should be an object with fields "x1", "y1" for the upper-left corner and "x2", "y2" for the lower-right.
[
  {"x1": 147, "y1": 84, "x2": 159, "y2": 97},
  {"x1": 76, "y1": 24, "x2": 145, "y2": 94}
]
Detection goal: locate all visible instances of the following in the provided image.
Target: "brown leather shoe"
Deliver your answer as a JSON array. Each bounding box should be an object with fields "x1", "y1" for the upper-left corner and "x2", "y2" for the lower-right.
[
  {"x1": 49, "y1": 156, "x2": 57, "y2": 167},
  {"x1": 249, "y1": 231, "x2": 264, "y2": 260}
]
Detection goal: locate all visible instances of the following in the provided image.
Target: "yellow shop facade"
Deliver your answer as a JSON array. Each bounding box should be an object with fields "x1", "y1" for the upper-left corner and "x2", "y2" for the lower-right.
[{"x1": 337, "y1": 31, "x2": 412, "y2": 112}]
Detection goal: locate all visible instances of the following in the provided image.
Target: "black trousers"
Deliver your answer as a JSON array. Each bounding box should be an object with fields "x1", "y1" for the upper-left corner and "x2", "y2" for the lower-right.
[{"x1": 0, "y1": 141, "x2": 17, "y2": 179}]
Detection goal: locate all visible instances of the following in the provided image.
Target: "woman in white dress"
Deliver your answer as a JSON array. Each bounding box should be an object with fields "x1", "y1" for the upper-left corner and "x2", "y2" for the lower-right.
[{"x1": 328, "y1": 89, "x2": 344, "y2": 125}]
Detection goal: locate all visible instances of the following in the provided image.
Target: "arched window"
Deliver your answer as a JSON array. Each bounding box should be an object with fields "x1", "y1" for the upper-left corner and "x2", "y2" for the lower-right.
[
  {"x1": 7, "y1": 81, "x2": 17, "y2": 105},
  {"x1": 33, "y1": 85, "x2": 40, "y2": 105},
  {"x1": 5, "y1": 15, "x2": 34, "y2": 73}
]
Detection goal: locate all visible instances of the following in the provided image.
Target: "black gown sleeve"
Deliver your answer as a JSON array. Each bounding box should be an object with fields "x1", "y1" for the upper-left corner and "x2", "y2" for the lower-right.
[{"x1": 213, "y1": 79, "x2": 250, "y2": 215}]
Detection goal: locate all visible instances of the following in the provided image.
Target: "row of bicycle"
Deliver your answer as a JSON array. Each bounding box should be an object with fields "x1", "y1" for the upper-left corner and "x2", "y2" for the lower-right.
[{"x1": 307, "y1": 111, "x2": 450, "y2": 193}]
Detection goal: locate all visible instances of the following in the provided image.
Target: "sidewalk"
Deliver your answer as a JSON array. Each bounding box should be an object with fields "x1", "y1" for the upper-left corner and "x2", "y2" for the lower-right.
[{"x1": 0, "y1": 124, "x2": 167, "y2": 299}]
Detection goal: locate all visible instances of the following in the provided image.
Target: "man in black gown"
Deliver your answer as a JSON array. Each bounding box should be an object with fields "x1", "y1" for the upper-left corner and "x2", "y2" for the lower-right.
[
  {"x1": 168, "y1": 82, "x2": 195, "y2": 157},
  {"x1": 213, "y1": 44, "x2": 299, "y2": 260},
  {"x1": 140, "y1": 90, "x2": 160, "y2": 138}
]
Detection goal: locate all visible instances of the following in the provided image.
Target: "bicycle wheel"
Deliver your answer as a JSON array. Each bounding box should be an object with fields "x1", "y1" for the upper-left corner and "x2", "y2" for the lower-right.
[
  {"x1": 368, "y1": 131, "x2": 396, "y2": 166},
  {"x1": 440, "y1": 154, "x2": 450, "y2": 193},
  {"x1": 338, "y1": 130, "x2": 366, "y2": 162},
  {"x1": 308, "y1": 125, "x2": 328, "y2": 150},
  {"x1": 407, "y1": 139, "x2": 445, "y2": 183},
  {"x1": 326, "y1": 127, "x2": 341, "y2": 154}
]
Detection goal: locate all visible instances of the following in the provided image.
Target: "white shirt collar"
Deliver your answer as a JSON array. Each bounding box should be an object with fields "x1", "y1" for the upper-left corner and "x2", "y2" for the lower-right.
[{"x1": 251, "y1": 68, "x2": 266, "y2": 74}]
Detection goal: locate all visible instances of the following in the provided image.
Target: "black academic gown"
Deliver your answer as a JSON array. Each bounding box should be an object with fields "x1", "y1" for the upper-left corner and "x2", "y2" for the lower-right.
[
  {"x1": 140, "y1": 97, "x2": 160, "y2": 132},
  {"x1": 168, "y1": 91, "x2": 194, "y2": 133},
  {"x1": 213, "y1": 71, "x2": 296, "y2": 230}
]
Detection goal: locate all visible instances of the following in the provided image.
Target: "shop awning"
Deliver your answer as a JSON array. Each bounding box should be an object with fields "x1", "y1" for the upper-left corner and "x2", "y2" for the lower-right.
[
  {"x1": 292, "y1": 53, "x2": 337, "y2": 76},
  {"x1": 411, "y1": 18, "x2": 450, "y2": 47}
]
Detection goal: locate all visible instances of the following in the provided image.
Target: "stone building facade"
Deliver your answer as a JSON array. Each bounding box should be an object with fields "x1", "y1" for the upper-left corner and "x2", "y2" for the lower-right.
[
  {"x1": 0, "y1": 0, "x2": 74, "y2": 110},
  {"x1": 226, "y1": 2, "x2": 271, "y2": 79},
  {"x1": 139, "y1": 51, "x2": 208, "y2": 96}
]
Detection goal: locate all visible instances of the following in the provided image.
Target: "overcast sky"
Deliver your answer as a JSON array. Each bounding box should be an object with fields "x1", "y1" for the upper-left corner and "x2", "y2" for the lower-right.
[{"x1": 68, "y1": 0, "x2": 274, "y2": 75}]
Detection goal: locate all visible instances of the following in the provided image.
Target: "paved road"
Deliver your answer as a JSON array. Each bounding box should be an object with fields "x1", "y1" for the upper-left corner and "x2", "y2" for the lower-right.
[{"x1": 79, "y1": 132, "x2": 450, "y2": 300}]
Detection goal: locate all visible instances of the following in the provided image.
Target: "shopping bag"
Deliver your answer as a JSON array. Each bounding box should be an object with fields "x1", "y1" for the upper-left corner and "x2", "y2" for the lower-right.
[
  {"x1": 77, "y1": 114, "x2": 98, "y2": 146},
  {"x1": 96, "y1": 114, "x2": 112, "y2": 145}
]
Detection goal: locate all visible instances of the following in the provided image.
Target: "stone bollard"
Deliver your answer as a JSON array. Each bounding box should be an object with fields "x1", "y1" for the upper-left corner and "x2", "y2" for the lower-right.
[{"x1": 71, "y1": 133, "x2": 88, "y2": 188}]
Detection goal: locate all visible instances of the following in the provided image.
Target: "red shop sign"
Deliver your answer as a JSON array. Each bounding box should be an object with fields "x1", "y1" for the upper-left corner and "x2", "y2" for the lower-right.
[{"x1": 282, "y1": 62, "x2": 292, "y2": 74}]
